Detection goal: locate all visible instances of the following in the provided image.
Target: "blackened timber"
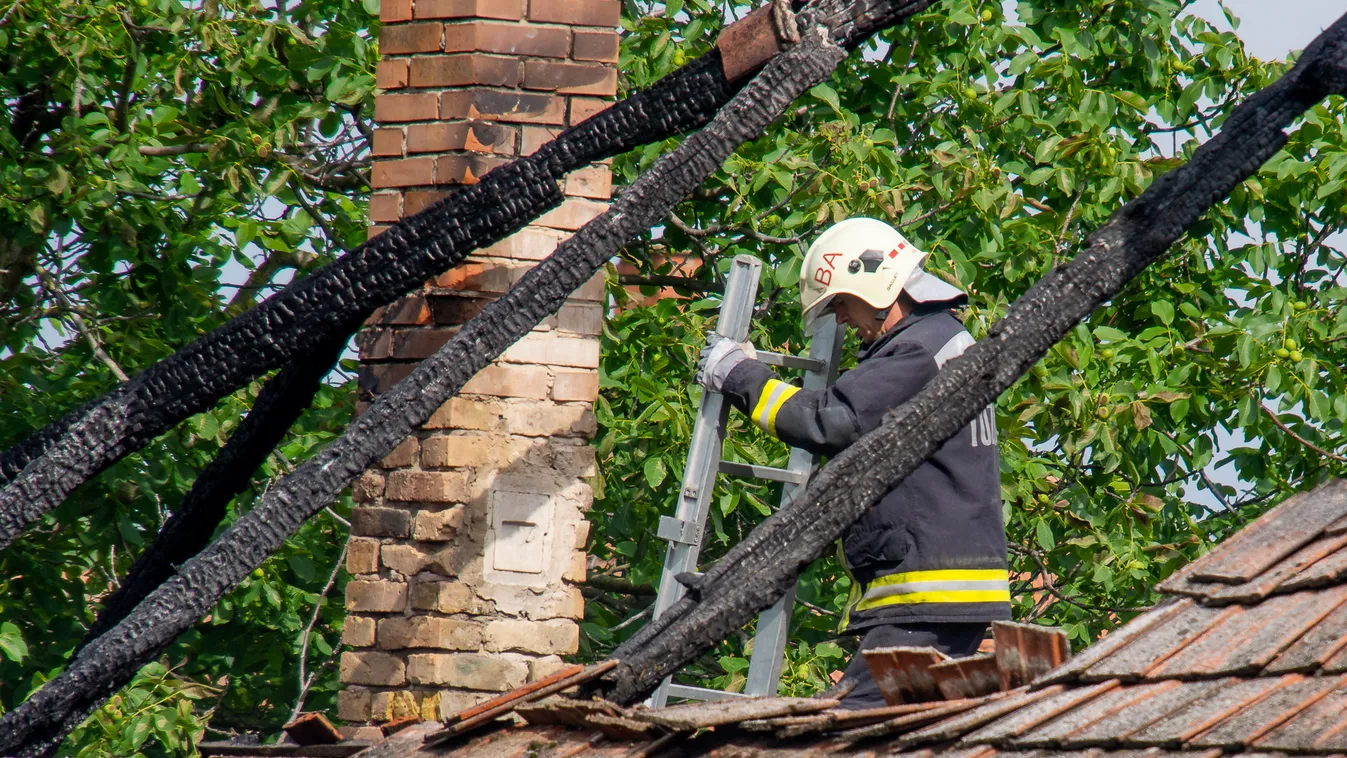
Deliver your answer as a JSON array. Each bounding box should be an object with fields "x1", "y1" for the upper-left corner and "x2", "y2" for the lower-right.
[
  {"x1": 595, "y1": 11, "x2": 1347, "y2": 706},
  {"x1": 76, "y1": 336, "x2": 347, "y2": 653},
  {"x1": 0, "y1": 16, "x2": 855, "y2": 757},
  {"x1": 0, "y1": 51, "x2": 744, "y2": 550},
  {"x1": 0, "y1": 0, "x2": 936, "y2": 552}
]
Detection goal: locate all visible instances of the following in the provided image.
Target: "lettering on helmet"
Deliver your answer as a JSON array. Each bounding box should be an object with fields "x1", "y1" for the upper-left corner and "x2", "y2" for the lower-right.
[
  {"x1": 821, "y1": 251, "x2": 842, "y2": 269},
  {"x1": 814, "y1": 267, "x2": 832, "y2": 286}
]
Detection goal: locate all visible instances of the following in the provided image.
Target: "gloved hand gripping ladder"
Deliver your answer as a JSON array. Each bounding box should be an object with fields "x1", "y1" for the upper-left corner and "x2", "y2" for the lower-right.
[{"x1": 648, "y1": 254, "x2": 844, "y2": 706}]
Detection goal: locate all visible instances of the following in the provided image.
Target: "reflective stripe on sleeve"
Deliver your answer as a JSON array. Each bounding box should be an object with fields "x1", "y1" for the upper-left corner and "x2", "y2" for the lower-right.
[
  {"x1": 749, "y1": 379, "x2": 800, "y2": 437},
  {"x1": 854, "y1": 568, "x2": 1011, "y2": 612}
]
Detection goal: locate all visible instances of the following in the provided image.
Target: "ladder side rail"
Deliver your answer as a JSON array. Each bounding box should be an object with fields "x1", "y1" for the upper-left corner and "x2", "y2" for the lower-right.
[
  {"x1": 743, "y1": 316, "x2": 846, "y2": 696},
  {"x1": 648, "y1": 255, "x2": 763, "y2": 707}
]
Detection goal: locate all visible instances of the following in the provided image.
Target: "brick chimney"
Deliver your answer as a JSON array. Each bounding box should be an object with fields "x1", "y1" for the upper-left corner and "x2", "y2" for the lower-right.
[{"x1": 338, "y1": 0, "x2": 618, "y2": 726}]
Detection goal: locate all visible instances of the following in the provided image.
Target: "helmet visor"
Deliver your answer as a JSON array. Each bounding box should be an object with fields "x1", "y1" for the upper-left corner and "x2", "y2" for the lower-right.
[{"x1": 802, "y1": 293, "x2": 836, "y2": 332}]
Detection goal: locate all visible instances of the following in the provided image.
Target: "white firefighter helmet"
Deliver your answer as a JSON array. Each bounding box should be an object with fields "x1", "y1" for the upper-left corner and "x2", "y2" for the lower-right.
[{"x1": 798, "y1": 217, "x2": 964, "y2": 330}]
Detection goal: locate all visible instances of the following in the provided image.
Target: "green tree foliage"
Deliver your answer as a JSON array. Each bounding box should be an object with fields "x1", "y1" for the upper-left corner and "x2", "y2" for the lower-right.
[
  {"x1": 587, "y1": 0, "x2": 1347, "y2": 694},
  {"x1": 0, "y1": 0, "x2": 376, "y2": 752},
  {"x1": 4, "y1": 0, "x2": 1346, "y2": 751}
]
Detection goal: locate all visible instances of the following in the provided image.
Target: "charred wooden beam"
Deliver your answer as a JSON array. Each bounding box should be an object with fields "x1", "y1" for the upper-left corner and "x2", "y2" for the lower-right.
[
  {"x1": 0, "y1": 3, "x2": 906, "y2": 750},
  {"x1": 593, "y1": 10, "x2": 1347, "y2": 705}
]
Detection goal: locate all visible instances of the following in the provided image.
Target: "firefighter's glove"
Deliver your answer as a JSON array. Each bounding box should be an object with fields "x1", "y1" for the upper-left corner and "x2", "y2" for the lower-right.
[{"x1": 696, "y1": 333, "x2": 755, "y2": 393}]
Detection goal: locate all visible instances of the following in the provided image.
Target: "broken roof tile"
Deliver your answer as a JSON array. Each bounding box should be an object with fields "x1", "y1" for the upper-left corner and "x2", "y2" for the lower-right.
[
  {"x1": 932, "y1": 653, "x2": 1002, "y2": 700},
  {"x1": 1007, "y1": 681, "x2": 1180, "y2": 748},
  {"x1": 1082, "y1": 604, "x2": 1238, "y2": 682},
  {"x1": 1278, "y1": 542, "x2": 1347, "y2": 594},
  {"x1": 1203, "y1": 532, "x2": 1347, "y2": 604},
  {"x1": 863, "y1": 646, "x2": 949, "y2": 705},
  {"x1": 1323, "y1": 639, "x2": 1347, "y2": 673},
  {"x1": 1188, "y1": 673, "x2": 1346, "y2": 749},
  {"x1": 1162, "y1": 480, "x2": 1347, "y2": 588},
  {"x1": 961, "y1": 680, "x2": 1120, "y2": 745},
  {"x1": 1034, "y1": 602, "x2": 1189, "y2": 687},
  {"x1": 994, "y1": 621, "x2": 1071, "y2": 690},
  {"x1": 1146, "y1": 588, "x2": 1347, "y2": 678},
  {"x1": 629, "y1": 696, "x2": 836, "y2": 731},
  {"x1": 1060, "y1": 680, "x2": 1227, "y2": 749},
  {"x1": 1121, "y1": 676, "x2": 1290, "y2": 747}
]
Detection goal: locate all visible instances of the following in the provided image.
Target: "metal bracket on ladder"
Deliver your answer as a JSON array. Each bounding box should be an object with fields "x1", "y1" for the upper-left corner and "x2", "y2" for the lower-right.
[{"x1": 646, "y1": 254, "x2": 845, "y2": 707}]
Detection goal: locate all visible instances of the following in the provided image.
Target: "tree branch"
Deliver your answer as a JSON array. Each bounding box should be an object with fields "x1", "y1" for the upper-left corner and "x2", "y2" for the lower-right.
[
  {"x1": 137, "y1": 142, "x2": 212, "y2": 156},
  {"x1": 617, "y1": 274, "x2": 723, "y2": 294},
  {"x1": 289, "y1": 541, "x2": 346, "y2": 724},
  {"x1": 1261, "y1": 404, "x2": 1347, "y2": 463}
]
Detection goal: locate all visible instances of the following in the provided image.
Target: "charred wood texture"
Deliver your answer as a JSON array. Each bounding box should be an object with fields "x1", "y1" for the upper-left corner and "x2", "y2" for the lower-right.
[
  {"x1": 0, "y1": 0, "x2": 936, "y2": 551},
  {"x1": 76, "y1": 337, "x2": 346, "y2": 653},
  {"x1": 0, "y1": 3, "x2": 891, "y2": 751},
  {"x1": 0, "y1": 51, "x2": 744, "y2": 550},
  {"x1": 594, "y1": 12, "x2": 1347, "y2": 705}
]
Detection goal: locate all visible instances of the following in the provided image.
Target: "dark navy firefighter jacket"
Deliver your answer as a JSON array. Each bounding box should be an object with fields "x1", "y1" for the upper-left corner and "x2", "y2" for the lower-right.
[{"x1": 719, "y1": 304, "x2": 1010, "y2": 631}]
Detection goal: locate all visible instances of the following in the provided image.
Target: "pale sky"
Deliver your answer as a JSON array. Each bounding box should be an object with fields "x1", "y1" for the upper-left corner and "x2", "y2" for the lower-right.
[{"x1": 1189, "y1": 0, "x2": 1345, "y2": 61}]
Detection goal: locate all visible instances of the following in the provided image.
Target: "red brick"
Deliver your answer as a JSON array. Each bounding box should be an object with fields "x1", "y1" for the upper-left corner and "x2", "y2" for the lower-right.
[
  {"x1": 381, "y1": 0, "x2": 412, "y2": 21},
  {"x1": 478, "y1": 225, "x2": 563, "y2": 261},
  {"x1": 375, "y1": 92, "x2": 439, "y2": 123},
  {"x1": 521, "y1": 126, "x2": 562, "y2": 156},
  {"x1": 572, "y1": 30, "x2": 619, "y2": 62},
  {"x1": 403, "y1": 190, "x2": 452, "y2": 216},
  {"x1": 572, "y1": 271, "x2": 605, "y2": 301},
  {"x1": 369, "y1": 192, "x2": 403, "y2": 223},
  {"x1": 372, "y1": 128, "x2": 404, "y2": 157},
  {"x1": 386, "y1": 470, "x2": 473, "y2": 503},
  {"x1": 442, "y1": 90, "x2": 567, "y2": 125},
  {"x1": 432, "y1": 261, "x2": 518, "y2": 293},
  {"x1": 358, "y1": 328, "x2": 392, "y2": 360},
  {"x1": 529, "y1": 0, "x2": 619, "y2": 26},
  {"x1": 352, "y1": 506, "x2": 411, "y2": 538},
  {"x1": 462, "y1": 363, "x2": 552, "y2": 399},
  {"x1": 565, "y1": 165, "x2": 611, "y2": 199},
  {"x1": 369, "y1": 295, "x2": 432, "y2": 326},
  {"x1": 359, "y1": 363, "x2": 415, "y2": 394},
  {"x1": 428, "y1": 294, "x2": 490, "y2": 325},
  {"x1": 556, "y1": 302, "x2": 602, "y2": 335},
  {"x1": 568, "y1": 97, "x2": 610, "y2": 125},
  {"x1": 443, "y1": 21, "x2": 570, "y2": 57},
  {"x1": 410, "y1": 54, "x2": 520, "y2": 88},
  {"x1": 436, "y1": 153, "x2": 508, "y2": 185},
  {"x1": 535, "y1": 197, "x2": 606, "y2": 231},
  {"x1": 406, "y1": 122, "x2": 516, "y2": 155},
  {"x1": 368, "y1": 225, "x2": 390, "y2": 240},
  {"x1": 371, "y1": 156, "x2": 435, "y2": 188},
  {"x1": 415, "y1": 0, "x2": 523, "y2": 20},
  {"x1": 392, "y1": 327, "x2": 459, "y2": 359},
  {"x1": 552, "y1": 368, "x2": 599, "y2": 402},
  {"x1": 377, "y1": 59, "x2": 410, "y2": 89},
  {"x1": 522, "y1": 60, "x2": 616, "y2": 96},
  {"x1": 381, "y1": 22, "x2": 444, "y2": 54}
]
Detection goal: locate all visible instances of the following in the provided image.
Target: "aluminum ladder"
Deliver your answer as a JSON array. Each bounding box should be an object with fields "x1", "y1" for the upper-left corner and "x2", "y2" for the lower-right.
[{"x1": 648, "y1": 254, "x2": 845, "y2": 707}]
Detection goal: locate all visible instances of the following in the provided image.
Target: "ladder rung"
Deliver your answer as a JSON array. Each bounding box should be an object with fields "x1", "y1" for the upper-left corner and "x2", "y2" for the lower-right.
[
  {"x1": 658, "y1": 515, "x2": 703, "y2": 545},
  {"x1": 756, "y1": 351, "x2": 826, "y2": 373},
  {"x1": 665, "y1": 684, "x2": 752, "y2": 702},
  {"x1": 719, "y1": 461, "x2": 807, "y2": 485}
]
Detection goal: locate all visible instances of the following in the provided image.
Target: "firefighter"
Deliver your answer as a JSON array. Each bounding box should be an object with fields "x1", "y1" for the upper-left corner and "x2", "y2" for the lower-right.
[{"x1": 696, "y1": 217, "x2": 1009, "y2": 709}]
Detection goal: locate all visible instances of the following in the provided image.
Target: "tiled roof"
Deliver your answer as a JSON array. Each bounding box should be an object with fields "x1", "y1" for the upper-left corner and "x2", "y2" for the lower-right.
[{"x1": 358, "y1": 479, "x2": 1347, "y2": 757}]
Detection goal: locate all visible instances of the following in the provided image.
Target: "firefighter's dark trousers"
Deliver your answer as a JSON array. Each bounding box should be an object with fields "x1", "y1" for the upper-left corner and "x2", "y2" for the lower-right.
[{"x1": 838, "y1": 622, "x2": 990, "y2": 710}]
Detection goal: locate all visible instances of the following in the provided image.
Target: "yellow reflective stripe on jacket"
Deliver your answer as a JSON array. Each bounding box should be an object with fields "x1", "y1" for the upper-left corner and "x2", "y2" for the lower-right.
[
  {"x1": 854, "y1": 568, "x2": 1011, "y2": 613},
  {"x1": 749, "y1": 379, "x2": 800, "y2": 437}
]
